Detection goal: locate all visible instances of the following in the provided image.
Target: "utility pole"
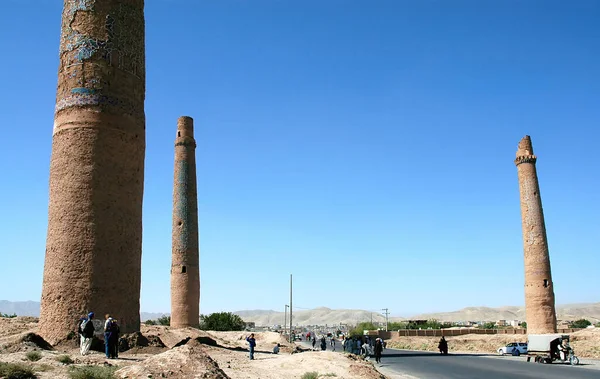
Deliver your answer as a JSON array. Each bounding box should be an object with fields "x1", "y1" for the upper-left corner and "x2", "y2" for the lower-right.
[
  {"x1": 381, "y1": 308, "x2": 390, "y2": 332},
  {"x1": 284, "y1": 305, "x2": 289, "y2": 335},
  {"x1": 289, "y1": 274, "x2": 293, "y2": 343}
]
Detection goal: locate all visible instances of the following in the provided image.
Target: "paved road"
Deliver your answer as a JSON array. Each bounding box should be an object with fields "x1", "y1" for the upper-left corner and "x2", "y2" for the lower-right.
[
  {"x1": 298, "y1": 339, "x2": 598, "y2": 379},
  {"x1": 377, "y1": 348, "x2": 600, "y2": 379}
]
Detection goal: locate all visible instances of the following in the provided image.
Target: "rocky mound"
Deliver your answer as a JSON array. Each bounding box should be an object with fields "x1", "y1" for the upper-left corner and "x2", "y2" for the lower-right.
[
  {"x1": 119, "y1": 331, "x2": 166, "y2": 354},
  {"x1": 116, "y1": 338, "x2": 229, "y2": 378},
  {"x1": 1, "y1": 332, "x2": 53, "y2": 353}
]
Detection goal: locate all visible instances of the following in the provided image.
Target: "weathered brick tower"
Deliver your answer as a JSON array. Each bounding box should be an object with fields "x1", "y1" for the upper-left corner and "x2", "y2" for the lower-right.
[
  {"x1": 39, "y1": 0, "x2": 146, "y2": 344},
  {"x1": 515, "y1": 135, "x2": 557, "y2": 334},
  {"x1": 170, "y1": 116, "x2": 200, "y2": 328}
]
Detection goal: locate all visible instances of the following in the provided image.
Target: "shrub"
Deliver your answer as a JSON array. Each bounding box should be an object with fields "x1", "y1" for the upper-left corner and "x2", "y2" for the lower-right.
[
  {"x1": 1, "y1": 313, "x2": 17, "y2": 318},
  {"x1": 199, "y1": 312, "x2": 246, "y2": 331},
  {"x1": 0, "y1": 362, "x2": 37, "y2": 379},
  {"x1": 348, "y1": 322, "x2": 378, "y2": 337},
  {"x1": 56, "y1": 355, "x2": 74, "y2": 365},
  {"x1": 571, "y1": 319, "x2": 591, "y2": 329},
  {"x1": 25, "y1": 351, "x2": 42, "y2": 362},
  {"x1": 144, "y1": 319, "x2": 156, "y2": 325},
  {"x1": 301, "y1": 372, "x2": 319, "y2": 379},
  {"x1": 157, "y1": 316, "x2": 171, "y2": 326},
  {"x1": 68, "y1": 365, "x2": 117, "y2": 379}
]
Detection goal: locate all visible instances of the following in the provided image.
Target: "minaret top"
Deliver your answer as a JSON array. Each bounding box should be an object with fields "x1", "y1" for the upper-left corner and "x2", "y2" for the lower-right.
[
  {"x1": 515, "y1": 135, "x2": 537, "y2": 166},
  {"x1": 516, "y1": 135, "x2": 534, "y2": 157},
  {"x1": 177, "y1": 116, "x2": 194, "y2": 139}
]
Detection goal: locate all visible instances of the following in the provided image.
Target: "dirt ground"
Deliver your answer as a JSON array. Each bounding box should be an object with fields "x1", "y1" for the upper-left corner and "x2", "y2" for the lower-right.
[
  {"x1": 0, "y1": 317, "x2": 386, "y2": 379},
  {"x1": 387, "y1": 328, "x2": 600, "y2": 358}
]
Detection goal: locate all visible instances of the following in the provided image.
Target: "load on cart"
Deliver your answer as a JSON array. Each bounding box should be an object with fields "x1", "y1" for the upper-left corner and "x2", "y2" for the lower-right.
[{"x1": 527, "y1": 334, "x2": 579, "y2": 365}]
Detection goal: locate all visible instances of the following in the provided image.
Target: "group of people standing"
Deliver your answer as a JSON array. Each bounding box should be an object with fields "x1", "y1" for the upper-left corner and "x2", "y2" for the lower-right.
[
  {"x1": 77, "y1": 312, "x2": 120, "y2": 359},
  {"x1": 311, "y1": 335, "x2": 335, "y2": 351},
  {"x1": 342, "y1": 336, "x2": 384, "y2": 363},
  {"x1": 245, "y1": 332, "x2": 385, "y2": 364}
]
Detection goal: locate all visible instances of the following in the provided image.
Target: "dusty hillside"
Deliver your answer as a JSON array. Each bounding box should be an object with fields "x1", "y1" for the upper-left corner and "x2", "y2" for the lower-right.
[
  {"x1": 235, "y1": 307, "x2": 395, "y2": 326},
  {"x1": 0, "y1": 317, "x2": 386, "y2": 379},
  {"x1": 4, "y1": 301, "x2": 599, "y2": 324},
  {"x1": 411, "y1": 303, "x2": 600, "y2": 323},
  {"x1": 236, "y1": 303, "x2": 600, "y2": 326}
]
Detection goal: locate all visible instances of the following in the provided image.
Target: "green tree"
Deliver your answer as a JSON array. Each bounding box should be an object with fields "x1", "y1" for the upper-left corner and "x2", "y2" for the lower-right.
[
  {"x1": 425, "y1": 319, "x2": 443, "y2": 329},
  {"x1": 157, "y1": 316, "x2": 171, "y2": 326},
  {"x1": 349, "y1": 322, "x2": 378, "y2": 337},
  {"x1": 144, "y1": 319, "x2": 157, "y2": 325},
  {"x1": 571, "y1": 319, "x2": 591, "y2": 329},
  {"x1": 387, "y1": 322, "x2": 408, "y2": 331},
  {"x1": 482, "y1": 322, "x2": 497, "y2": 329},
  {"x1": 520, "y1": 322, "x2": 527, "y2": 329},
  {"x1": 199, "y1": 312, "x2": 246, "y2": 331}
]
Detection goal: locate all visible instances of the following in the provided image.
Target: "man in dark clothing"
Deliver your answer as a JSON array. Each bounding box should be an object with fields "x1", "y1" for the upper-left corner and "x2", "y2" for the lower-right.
[
  {"x1": 104, "y1": 315, "x2": 120, "y2": 359},
  {"x1": 320, "y1": 337, "x2": 327, "y2": 351},
  {"x1": 246, "y1": 333, "x2": 256, "y2": 360},
  {"x1": 80, "y1": 312, "x2": 95, "y2": 356},
  {"x1": 438, "y1": 336, "x2": 448, "y2": 355},
  {"x1": 312, "y1": 337, "x2": 316, "y2": 350},
  {"x1": 374, "y1": 339, "x2": 383, "y2": 363}
]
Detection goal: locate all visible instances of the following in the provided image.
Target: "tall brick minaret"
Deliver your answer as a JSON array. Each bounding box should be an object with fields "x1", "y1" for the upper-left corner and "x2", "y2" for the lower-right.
[
  {"x1": 39, "y1": 0, "x2": 146, "y2": 344},
  {"x1": 170, "y1": 116, "x2": 200, "y2": 328},
  {"x1": 515, "y1": 135, "x2": 557, "y2": 334}
]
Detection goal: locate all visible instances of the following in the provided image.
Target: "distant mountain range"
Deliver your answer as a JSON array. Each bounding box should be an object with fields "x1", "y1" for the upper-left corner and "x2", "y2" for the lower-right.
[
  {"x1": 0, "y1": 301, "x2": 167, "y2": 322},
  {"x1": 234, "y1": 307, "x2": 392, "y2": 326},
  {"x1": 2, "y1": 300, "x2": 599, "y2": 325},
  {"x1": 409, "y1": 303, "x2": 600, "y2": 323}
]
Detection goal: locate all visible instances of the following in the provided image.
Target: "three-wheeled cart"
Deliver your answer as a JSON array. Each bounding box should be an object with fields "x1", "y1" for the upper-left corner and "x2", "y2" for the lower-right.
[{"x1": 527, "y1": 334, "x2": 579, "y2": 365}]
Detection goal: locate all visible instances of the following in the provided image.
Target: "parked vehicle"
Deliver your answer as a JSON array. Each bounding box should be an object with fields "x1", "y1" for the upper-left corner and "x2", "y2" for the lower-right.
[
  {"x1": 497, "y1": 342, "x2": 528, "y2": 356},
  {"x1": 527, "y1": 334, "x2": 579, "y2": 365}
]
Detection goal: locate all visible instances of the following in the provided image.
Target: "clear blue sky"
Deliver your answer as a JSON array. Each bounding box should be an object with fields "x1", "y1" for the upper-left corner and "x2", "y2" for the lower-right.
[{"x1": 0, "y1": 0, "x2": 598, "y2": 317}]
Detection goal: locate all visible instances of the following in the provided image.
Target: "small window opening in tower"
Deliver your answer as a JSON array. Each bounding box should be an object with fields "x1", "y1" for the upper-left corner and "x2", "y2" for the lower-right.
[
  {"x1": 543, "y1": 279, "x2": 548, "y2": 288},
  {"x1": 182, "y1": 266, "x2": 187, "y2": 274},
  {"x1": 178, "y1": 131, "x2": 181, "y2": 137}
]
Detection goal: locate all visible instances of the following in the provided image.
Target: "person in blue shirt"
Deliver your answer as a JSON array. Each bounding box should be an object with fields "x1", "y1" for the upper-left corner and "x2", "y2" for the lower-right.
[{"x1": 246, "y1": 333, "x2": 256, "y2": 360}]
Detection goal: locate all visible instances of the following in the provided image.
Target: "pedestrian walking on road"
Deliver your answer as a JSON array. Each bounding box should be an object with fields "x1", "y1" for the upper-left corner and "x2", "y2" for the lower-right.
[
  {"x1": 246, "y1": 333, "x2": 256, "y2": 360},
  {"x1": 331, "y1": 337, "x2": 336, "y2": 351},
  {"x1": 312, "y1": 337, "x2": 316, "y2": 350},
  {"x1": 374, "y1": 338, "x2": 383, "y2": 364},
  {"x1": 320, "y1": 336, "x2": 327, "y2": 351}
]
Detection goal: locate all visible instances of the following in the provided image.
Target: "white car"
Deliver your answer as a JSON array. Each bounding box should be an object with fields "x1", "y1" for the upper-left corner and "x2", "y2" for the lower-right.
[{"x1": 498, "y1": 342, "x2": 528, "y2": 356}]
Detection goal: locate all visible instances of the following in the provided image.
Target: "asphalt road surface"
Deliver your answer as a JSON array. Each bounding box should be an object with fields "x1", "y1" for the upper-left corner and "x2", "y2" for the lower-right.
[
  {"x1": 377, "y1": 348, "x2": 599, "y2": 379},
  {"x1": 298, "y1": 339, "x2": 598, "y2": 379}
]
